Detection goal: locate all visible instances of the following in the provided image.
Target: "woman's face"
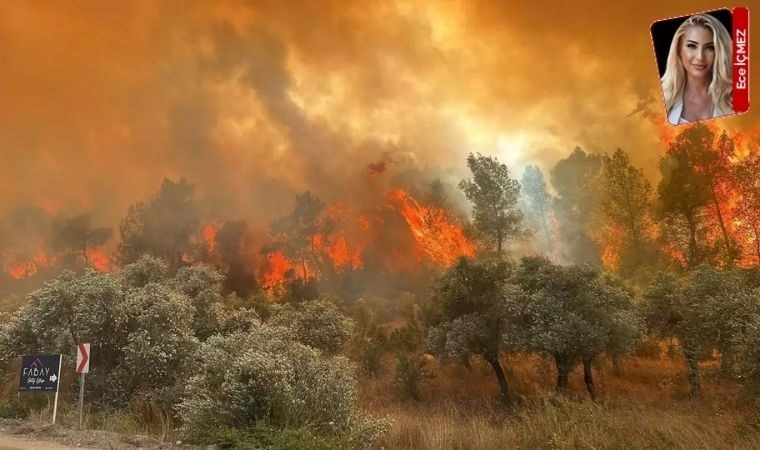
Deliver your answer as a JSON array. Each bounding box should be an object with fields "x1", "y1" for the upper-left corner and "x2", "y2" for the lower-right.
[{"x1": 679, "y1": 25, "x2": 715, "y2": 79}]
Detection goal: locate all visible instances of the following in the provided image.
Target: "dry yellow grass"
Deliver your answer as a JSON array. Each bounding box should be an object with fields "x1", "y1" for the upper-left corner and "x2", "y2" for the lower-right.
[
  {"x1": 362, "y1": 353, "x2": 760, "y2": 449},
  {"x1": 377, "y1": 398, "x2": 760, "y2": 449}
]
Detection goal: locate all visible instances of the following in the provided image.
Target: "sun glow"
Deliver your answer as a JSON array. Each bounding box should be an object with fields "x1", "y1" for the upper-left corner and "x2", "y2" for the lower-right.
[{"x1": 497, "y1": 132, "x2": 529, "y2": 171}]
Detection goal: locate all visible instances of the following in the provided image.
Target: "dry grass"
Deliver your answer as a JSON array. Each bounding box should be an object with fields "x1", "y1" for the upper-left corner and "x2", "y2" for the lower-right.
[
  {"x1": 363, "y1": 353, "x2": 760, "y2": 449},
  {"x1": 377, "y1": 398, "x2": 760, "y2": 449}
]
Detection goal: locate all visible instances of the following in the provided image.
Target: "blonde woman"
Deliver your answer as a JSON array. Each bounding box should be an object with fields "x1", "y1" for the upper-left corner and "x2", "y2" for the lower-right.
[{"x1": 661, "y1": 14, "x2": 733, "y2": 124}]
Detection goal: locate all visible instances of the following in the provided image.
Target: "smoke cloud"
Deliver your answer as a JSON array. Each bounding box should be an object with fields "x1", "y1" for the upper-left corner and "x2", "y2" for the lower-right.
[{"x1": 0, "y1": 0, "x2": 758, "y2": 238}]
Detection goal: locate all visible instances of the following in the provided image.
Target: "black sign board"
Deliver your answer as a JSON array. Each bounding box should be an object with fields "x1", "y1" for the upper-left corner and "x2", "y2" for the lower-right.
[{"x1": 19, "y1": 354, "x2": 62, "y2": 392}]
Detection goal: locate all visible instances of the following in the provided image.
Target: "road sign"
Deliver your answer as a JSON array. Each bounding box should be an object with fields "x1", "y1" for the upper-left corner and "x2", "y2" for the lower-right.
[
  {"x1": 76, "y1": 343, "x2": 90, "y2": 374},
  {"x1": 75, "y1": 343, "x2": 90, "y2": 431},
  {"x1": 19, "y1": 354, "x2": 62, "y2": 392}
]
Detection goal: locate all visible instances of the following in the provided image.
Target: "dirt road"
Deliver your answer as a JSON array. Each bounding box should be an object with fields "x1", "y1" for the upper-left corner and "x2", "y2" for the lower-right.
[{"x1": 0, "y1": 434, "x2": 89, "y2": 449}]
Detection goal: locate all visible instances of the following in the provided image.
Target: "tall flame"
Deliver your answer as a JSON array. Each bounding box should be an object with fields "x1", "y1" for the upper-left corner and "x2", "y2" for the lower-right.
[{"x1": 387, "y1": 189, "x2": 475, "y2": 267}]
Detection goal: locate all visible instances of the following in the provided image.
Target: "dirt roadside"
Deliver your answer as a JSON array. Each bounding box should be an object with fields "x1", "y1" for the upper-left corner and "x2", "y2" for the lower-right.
[
  {"x1": 0, "y1": 419, "x2": 197, "y2": 450},
  {"x1": 0, "y1": 434, "x2": 90, "y2": 449}
]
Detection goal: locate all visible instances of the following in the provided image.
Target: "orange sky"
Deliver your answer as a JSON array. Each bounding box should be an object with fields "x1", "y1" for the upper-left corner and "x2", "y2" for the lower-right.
[{"x1": 0, "y1": 0, "x2": 758, "y2": 230}]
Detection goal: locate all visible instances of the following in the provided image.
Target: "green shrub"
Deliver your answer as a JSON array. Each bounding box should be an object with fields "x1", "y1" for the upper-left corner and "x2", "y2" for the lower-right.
[
  {"x1": 358, "y1": 341, "x2": 385, "y2": 376},
  {"x1": 0, "y1": 398, "x2": 29, "y2": 419},
  {"x1": 269, "y1": 299, "x2": 355, "y2": 353},
  {"x1": 394, "y1": 353, "x2": 433, "y2": 401},
  {"x1": 200, "y1": 424, "x2": 353, "y2": 450},
  {"x1": 634, "y1": 337, "x2": 662, "y2": 359},
  {"x1": 177, "y1": 325, "x2": 386, "y2": 447}
]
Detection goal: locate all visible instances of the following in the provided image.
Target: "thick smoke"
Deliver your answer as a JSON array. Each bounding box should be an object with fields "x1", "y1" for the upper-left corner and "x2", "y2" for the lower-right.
[{"x1": 0, "y1": 0, "x2": 758, "y2": 269}]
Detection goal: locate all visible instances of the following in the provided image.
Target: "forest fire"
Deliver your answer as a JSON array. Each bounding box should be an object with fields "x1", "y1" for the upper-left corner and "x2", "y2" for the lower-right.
[
  {"x1": 253, "y1": 189, "x2": 473, "y2": 294},
  {"x1": 85, "y1": 249, "x2": 112, "y2": 272},
  {"x1": 3, "y1": 247, "x2": 58, "y2": 280},
  {"x1": 2, "y1": 125, "x2": 758, "y2": 290},
  {"x1": 600, "y1": 225, "x2": 624, "y2": 269},
  {"x1": 387, "y1": 189, "x2": 475, "y2": 267},
  {"x1": 258, "y1": 250, "x2": 302, "y2": 292}
]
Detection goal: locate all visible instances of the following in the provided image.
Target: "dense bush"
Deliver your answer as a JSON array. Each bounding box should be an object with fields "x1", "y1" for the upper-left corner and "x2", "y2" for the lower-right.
[
  {"x1": 269, "y1": 298, "x2": 355, "y2": 353},
  {"x1": 358, "y1": 340, "x2": 385, "y2": 376},
  {"x1": 394, "y1": 353, "x2": 433, "y2": 401},
  {"x1": 0, "y1": 256, "x2": 236, "y2": 408},
  {"x1": 177, "y1": 325, "x2": 386, "y2": 447}
]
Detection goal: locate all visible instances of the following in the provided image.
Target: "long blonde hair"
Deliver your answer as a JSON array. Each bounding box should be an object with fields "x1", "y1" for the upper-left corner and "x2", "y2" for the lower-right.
[{"x1": 661, "y1": 14, "x2": 733, "y2": 116}]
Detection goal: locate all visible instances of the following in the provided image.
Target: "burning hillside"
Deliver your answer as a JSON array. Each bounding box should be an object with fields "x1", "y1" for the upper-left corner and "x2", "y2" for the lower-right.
[{"x1": 1, "y1": 179, "x2": 475, "y2": 299}]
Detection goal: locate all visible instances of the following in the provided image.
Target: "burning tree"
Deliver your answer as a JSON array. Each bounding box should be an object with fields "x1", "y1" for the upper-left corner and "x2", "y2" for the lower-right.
[
  {"x1": 695, "y1": 128, "x2": 740, "y2": 265},
  {"x1": 388, "y1": 189, "x2": 475, "y2": 267},
  {"x1": 117, "y1": 178, "x2": 199, "y2": 270},
  {"x1": 657, "y1": 128, "x2": 715, "y2": 269},
  {"x1": 214, "y1": 220, "x2": 257, "y2": 297},
  {"x1": 269, "y1": 191, "x2": 325, "y2": 283},
  {"x1": 52, "y1": 213, "x2": 112, "y2": 270},
  {"x1": 732, "y1": 144, "x2": 760, "y2": 264},
  {"x1": 601, "y1": 149, "x2": 656, "y2": 274},
  {"x1": 1, "y1": 207, "x2": 57, "y2": 280}
]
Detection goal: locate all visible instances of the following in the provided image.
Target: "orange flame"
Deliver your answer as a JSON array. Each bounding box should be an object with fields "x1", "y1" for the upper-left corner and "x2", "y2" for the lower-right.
[
  {"x1": 86, "y1": 249, "x2": 111, "y2": 272},
  {"x1": 202, "y1": 221, "x2": 220, "y2": 255},
  {"x1": 259, "y1": 250, "x2": 294, "y2": 289},
  {"x1": 387, "y1": 189, "x2": 475, "y2": 267},
  {"x1": 601, "y1": 224, "x2": 624, "y2": 269},
  {"x1": 4, "y1": 246, "x2": 59, "y2": 280}
]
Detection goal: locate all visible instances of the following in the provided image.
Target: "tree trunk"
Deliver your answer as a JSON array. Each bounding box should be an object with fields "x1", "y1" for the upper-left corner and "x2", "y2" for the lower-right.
[
  {"x1": 486, "y1": 354, "x2": 510, "y2": 404},
  {"x1": 555, "y1": 355, "x2": 570, "y2": 393},
  {"x1": 683, "y1": 344, "x2": 701, "y2": 397},
  {"x1": 583, "y1": 358, "x2": 597, "y2": 402}
]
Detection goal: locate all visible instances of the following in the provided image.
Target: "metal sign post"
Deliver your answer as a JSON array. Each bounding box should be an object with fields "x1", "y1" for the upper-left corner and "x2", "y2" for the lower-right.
[
  {"x1": 76, "y1": 343, "x2": 90, "y2": 431},
  {"x1": 77, "y1": 373, "x2": 86, "y2": 430}
]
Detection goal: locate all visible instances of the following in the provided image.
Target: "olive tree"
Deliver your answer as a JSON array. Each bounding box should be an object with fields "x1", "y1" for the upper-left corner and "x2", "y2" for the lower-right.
[
  {"x1": 424, "y1": 257, "x2": 519, "y2": 403},
  {"x1": 644, "y1": 271, "x2": 711, "y2": 396},
  {"x1": 515, "y1": 257, "x2": 643, "y2": 400},
  {"x1": 172, "y1": 265, "x2": 227, "y2": 340},
  {"x1": 733, "y1": 299, "x2": 760, "y2": 401},
  {"x1": 644, "y1": 266, "x2": 760, "y2": 396}
]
